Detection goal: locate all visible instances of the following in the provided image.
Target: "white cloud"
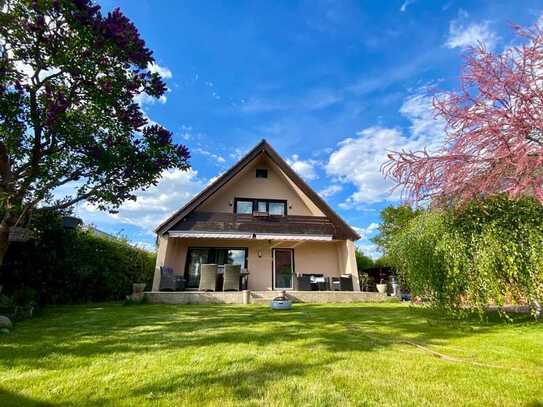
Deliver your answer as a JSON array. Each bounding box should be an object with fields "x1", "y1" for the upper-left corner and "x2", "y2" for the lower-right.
[
  {"x1": 134, "y1": 92, "x2": 167, "y2": 106},
  {"x1": 327, "y1": 127, "x2": 406, "y2": 204},
  {"x1": 319, "y1": 184, "x2": 342, "y2": 198},
  {"x1": 400, "y1": 0, "x2": 415, "y2": 12},
  {"x1": 75, "y1": 168, "x2": 204, "y2": 232},
  {"x1": 399, "y1": 93, "x2": 444, "y2": 140},
  {"x1": 147, "y1": 62, "x2": 172, "y2": 79},
  {"x1": 287, "y1": 155, "x2": 318, "y2": 181},
  {"x1": 445, "y1": 12, "x2": 497, "y2": 50},
  {"x1": 352, "y1": 223, "x2": 381, "y2": 259},
  {"x1": 326, "y1": 92, "x2": 444, "y2": 205},
  {"x1": 133, "y1": 63, "x2": 172, "y2": 106},
  {"x1": 194, "y1": 147, "x2": 226, "y2": 164},
  {"x1": 230, "y1": 148, "x2": 245, "y2": 161}
]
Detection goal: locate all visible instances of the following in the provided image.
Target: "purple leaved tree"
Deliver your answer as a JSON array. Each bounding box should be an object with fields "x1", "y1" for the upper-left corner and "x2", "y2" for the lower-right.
[{"x1": 0, "y1": 0, "x2": 190, "y2": 268}]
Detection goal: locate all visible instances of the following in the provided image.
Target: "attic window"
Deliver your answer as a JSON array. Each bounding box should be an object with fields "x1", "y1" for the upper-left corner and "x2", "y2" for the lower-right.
[{"x1": 256, "y1": 168, "x2": 268, "y2": 178}]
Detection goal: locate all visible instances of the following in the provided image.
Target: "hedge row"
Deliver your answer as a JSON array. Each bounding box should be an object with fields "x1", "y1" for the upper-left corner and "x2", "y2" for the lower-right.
[{"x1": 1, "y1": 212, "x2": 156, "y2": 305}]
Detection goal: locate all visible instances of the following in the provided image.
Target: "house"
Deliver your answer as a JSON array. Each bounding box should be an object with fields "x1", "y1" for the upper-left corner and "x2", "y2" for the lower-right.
[{"x1": 152, "y1": 140, "x2": 361, "y2": 293}]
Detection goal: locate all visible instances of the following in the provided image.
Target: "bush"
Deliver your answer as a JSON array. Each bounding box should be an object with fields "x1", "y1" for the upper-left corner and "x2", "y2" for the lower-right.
[
  {"x1": 0, "y1": 211, "x2": 156, "y2": 304},
  {"x1": 387, "y1": 197, "x2": 543, "y2": 318}
]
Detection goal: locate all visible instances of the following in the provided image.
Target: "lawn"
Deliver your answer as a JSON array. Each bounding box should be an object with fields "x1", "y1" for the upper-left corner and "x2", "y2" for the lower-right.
[{"x1": 0, "y1": 303, "x2": 541, "y2": 406}]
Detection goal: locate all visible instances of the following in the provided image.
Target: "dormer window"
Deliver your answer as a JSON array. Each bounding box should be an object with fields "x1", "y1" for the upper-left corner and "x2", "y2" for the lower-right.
[
  {"x1": 235, "y1": 199, "x2": 253, "y2": 214},
  {"x1": 256, "y1": 168, "x2": 268, "y2": 178},
  {"x1": 269, "y1": 202, "x2": 285, "y2": 216},
  {"x1": 234, "y1": 198, "x2": 287, "y2": 216}
]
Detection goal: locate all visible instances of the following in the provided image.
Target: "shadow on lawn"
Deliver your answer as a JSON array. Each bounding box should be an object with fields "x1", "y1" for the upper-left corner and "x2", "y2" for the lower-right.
[
  {"x1": 0, "y1": 388, "x2": 54, "y2": 407},
  {"x1": 0, "y1": 303, "x2": 539, "y2": 405},
  {"x1": 0, "y1": 303, "x2": 529, "y2": 371}
]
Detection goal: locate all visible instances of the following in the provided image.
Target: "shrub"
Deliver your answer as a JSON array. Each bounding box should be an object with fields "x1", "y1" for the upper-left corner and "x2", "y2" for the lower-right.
[
  {"x1": 387, "y1": 197, "x2": 543, "y2": 318},
  {"x1": 0, "y1": 211, "x2": 156, "y2": 304}
]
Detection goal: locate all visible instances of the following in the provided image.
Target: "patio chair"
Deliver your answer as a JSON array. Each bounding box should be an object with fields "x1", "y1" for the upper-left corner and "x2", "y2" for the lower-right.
[
  {"x1": 317, "y1": 277, "x2": 330, "y2": 291},
  {"x1": 223, "y1": 264, "x2": 241, "y2": 291},
  {"x1": 340, "y1": 274, "x2": 354, "y2": 291},
  {"x1": 331, "y1": 277, "x2": 341, "y2": 291},
  {"x1": 199, "y1": 264, "x2": 218, "y2": 291},
  {"x1": 159, "y1": 266, "x2": 176, "y2": 291},
  {"x1": 296, "y1": 274, "x2": 312, "y2": 291},
  {"x1": 175, "y1": 276, "x2": 186, "y2": 291}
]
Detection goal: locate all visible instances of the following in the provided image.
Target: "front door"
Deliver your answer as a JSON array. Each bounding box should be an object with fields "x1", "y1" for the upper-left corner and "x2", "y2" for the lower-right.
[{"x1": 273, "y1": 249, "x2": 294, "y2": 290}]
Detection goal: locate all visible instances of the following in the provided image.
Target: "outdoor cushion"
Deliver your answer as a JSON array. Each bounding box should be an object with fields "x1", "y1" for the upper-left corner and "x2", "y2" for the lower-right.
[
  {"x1": 223, "y1": 264, "x2": 241, "y2": 291},
  {"x1": 199, "y1": 264, "x2": 218, "y2": 291},
  {"x1": 159, "y1": 266, "x2": 176, "y2": 291},
  {"x1": 296, "y1": 274, "x2": 312, "y2": 291},
  {"x1": 340, "y1": 275, "x2": 353, "y2": 291}
]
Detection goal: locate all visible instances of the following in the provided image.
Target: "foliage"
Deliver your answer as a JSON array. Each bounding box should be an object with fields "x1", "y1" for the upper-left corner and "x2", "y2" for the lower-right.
[
  {"x1": 0, "y1": 0, "x2": 189, "y2": 266},
  {"x1": 384, "y1": 23, "x2": 543, "y2": 207},
  {"x1": 372, "y1": 205, "x2": 422, "y2": 253},
  {"x1": 0, "y1": 210, "x2": 155, "y2": 304},
  {"x1": 0, "y1": 303, "x2": 540, "y2": 406},
  {"x1": 387, "y1": 196, "x2": 543, "y2": 317},
  {"x1": 355, "y1": 248, "x2": 373, "y2": 270}
]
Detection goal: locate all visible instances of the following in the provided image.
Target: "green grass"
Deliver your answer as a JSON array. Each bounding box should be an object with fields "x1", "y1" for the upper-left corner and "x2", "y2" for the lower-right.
[{"x1": 0, "y1": 303, "x2": 542, "y2": 406}]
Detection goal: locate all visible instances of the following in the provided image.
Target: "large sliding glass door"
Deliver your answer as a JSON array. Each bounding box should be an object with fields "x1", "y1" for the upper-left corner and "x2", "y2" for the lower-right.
[
  {"x1": 185, "y1": 247, "x2": 248, "y2": 288},
  {"x1": 186, "y1": 248, "x2": 210, "y2": 288},
  {"x1": 273, "y1": 249, "x2": 294, "y2": 290}
]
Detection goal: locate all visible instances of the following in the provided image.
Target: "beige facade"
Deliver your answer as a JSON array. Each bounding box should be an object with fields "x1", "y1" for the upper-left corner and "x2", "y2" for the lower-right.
[
  {"x1": 153, "y1": 140, "x2": 360, "y2": 293},
  {"x1": 198, "y1": 155, "x2": 324, "y2": 216},
  {"x1": 151, "y1": 237, "x2": 360, "y2": 291}
]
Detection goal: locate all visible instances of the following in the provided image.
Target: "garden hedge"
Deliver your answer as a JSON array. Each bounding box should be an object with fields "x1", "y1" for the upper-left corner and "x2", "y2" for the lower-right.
[{"x1": 0, "y1": 211, "x2": 156, "y2": 305}]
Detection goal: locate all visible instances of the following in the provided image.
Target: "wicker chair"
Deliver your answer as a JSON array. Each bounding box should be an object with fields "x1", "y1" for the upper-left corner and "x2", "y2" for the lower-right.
[
  {"x1": 340, "y1": 274, "x2": 354, "y2": 291},
  {"x1": 223, "y1": 264, "x2": 241, "y2": 291},
  {"x1": 199, "y1": 264, "x2": 218, "y2": 291},
  {"x1": 296, "y1": 274, "x2": 312, "y2": 291},
  {"x1": 159, "y1": 266, "x2": 176, "y2": 291}
]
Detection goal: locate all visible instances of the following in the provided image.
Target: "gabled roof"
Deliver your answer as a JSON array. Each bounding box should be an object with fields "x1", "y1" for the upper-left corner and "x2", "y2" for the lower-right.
[{"x1": 155, "y1": 139, "x2": 360, "y2": 240}]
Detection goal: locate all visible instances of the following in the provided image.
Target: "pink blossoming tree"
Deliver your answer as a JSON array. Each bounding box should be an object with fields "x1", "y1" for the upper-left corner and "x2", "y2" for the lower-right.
[{"x1": 385, "y1": 24, "x2": 543, "y2": 207}]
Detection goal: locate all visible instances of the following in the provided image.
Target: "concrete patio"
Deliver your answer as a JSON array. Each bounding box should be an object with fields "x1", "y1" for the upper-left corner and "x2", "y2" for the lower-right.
[{"x1": 144, "y1": 290, "x2": 392, "y2": 305}]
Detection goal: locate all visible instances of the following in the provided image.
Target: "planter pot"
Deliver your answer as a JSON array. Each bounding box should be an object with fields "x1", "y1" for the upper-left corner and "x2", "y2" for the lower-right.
[
  {"x1": 271, "y1": 299, "x2": 292, "y2": 310},
  {"x1": 132, "y1": 283, "x2": 146, "y2": 294},
  {"x1": 376, "y1": 284, "x2": 387, "y2": 294}
]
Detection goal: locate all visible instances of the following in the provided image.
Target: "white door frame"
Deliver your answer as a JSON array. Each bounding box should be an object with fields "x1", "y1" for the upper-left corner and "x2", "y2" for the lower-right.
[{"x1": 272, "y1": 248, "x2": 294, "y2": 290}]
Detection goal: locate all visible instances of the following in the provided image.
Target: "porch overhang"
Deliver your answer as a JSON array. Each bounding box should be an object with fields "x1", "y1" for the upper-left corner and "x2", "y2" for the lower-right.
[{"x1": 167, "y1": 230, "x2": 333, "y2": 241}]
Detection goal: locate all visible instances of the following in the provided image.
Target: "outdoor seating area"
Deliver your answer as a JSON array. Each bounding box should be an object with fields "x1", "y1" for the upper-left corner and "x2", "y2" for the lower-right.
[
  {"x1": 295, "y1": 274, "x2": 354, "y2": 291},
  {"x1": 159, "y1": 266, "x2": 358, "y2": 293},
  {"x1": 159, "y1": 265, "x2": 249, "y2": 292}
]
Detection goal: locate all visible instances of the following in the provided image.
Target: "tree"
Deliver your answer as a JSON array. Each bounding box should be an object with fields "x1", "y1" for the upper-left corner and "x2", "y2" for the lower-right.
[
  {"x1": 384, "y1": 24, "x2": 543, "y2": 207},
  {"x1": 372, "y1": 205, "x2": 422, "y2": 254},
  {"x1": 387, "y1": 197, "x2": 543, "y2": 318},
  {"x1": 355, "y1": 248, "x2": 373, "y2": 271},
  {"x1": 0, "y1": 1, "x2": 190, "y2": 267}
]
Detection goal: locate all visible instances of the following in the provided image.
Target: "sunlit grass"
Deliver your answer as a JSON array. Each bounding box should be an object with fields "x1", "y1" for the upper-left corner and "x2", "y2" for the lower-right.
[{"x1": 0, "y1": 303, "x2": 542, "y2": 406}]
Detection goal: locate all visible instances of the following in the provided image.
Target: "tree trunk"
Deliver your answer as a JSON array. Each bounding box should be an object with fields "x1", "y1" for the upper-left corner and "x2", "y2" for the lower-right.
[
  {"x1": 0, "y1": 213, "x2": 16, "y2": 271},
  {"x1": 533, "y1": 300, "x2": 542, "y2": 320},
  {"x1": 0, "y1": 221, "x2": 10, "y2": 270}
]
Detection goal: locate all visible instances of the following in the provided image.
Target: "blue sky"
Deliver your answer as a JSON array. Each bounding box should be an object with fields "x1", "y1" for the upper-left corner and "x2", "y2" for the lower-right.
[{"x1": 73, "y1": 0, "x2": 543, "y2": 257}]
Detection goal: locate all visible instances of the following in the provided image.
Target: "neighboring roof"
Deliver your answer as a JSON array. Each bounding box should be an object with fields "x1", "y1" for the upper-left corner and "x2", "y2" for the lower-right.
[{"x1": 155, "y1": 139, "x2": 360, "y2": 240}]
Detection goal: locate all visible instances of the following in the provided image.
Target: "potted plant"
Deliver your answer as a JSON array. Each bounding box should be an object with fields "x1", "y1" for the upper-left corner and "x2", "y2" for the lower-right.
[{"x1": 376, "y1": 278, "x2": 387, "y2": 294}]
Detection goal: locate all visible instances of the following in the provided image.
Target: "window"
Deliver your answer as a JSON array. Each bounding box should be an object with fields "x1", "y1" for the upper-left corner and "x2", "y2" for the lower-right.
[
  {"x1": 235, "y1": 200, "x2": 253, "y2": 214},
  {"x1": 269, "y1": 202, "x2": 285, "y2": 216},
  {"x1": 234, "y1": 198, "x2": 287, "y2": 216},
  {"x1": 256, "y1": 168, "x2": 268, "y2": 178},
  {"x1": 185, "y1": 247, "x2": 248, "y2": 288}
]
